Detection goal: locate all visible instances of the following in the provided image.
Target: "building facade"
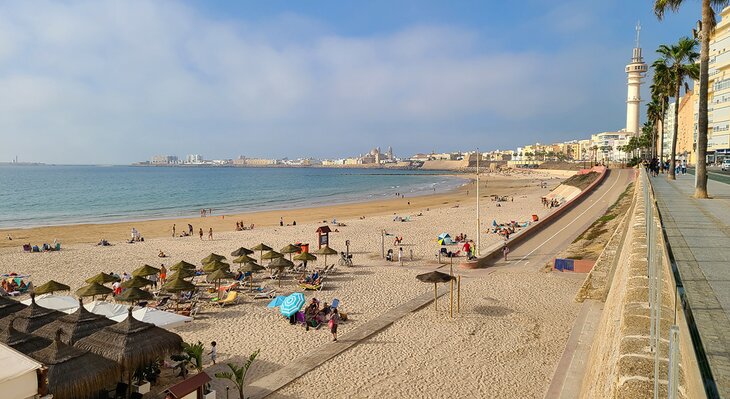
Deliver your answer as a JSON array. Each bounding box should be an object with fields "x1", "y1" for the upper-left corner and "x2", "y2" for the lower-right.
[{"x1": 702, "y1": 6, "x2": 730, "y2": 163}]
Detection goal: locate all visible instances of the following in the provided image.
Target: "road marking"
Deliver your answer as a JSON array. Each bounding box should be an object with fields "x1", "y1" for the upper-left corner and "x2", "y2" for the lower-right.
[{"x1": 512, "y1": 170, "x2": 623, "y2": 266}]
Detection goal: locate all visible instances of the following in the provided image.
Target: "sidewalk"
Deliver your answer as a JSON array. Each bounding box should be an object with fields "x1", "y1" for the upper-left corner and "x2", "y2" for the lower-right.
[{"x1": 650, "y1": 173, "x2": 730, "y2": 397}]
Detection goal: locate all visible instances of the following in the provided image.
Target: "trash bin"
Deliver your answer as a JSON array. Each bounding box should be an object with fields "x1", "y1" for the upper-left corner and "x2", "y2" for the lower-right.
[
  {"x1": 532, "y1": 214, "x2": 539, "y2": 222},
  {"x1": 301, "y1": 243, "x2": 309, "y2": 253}
]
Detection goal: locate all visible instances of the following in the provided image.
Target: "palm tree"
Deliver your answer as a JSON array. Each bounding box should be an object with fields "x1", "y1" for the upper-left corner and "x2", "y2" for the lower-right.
[
  {"x1": 651, "y1": 60, "x2": 675, "y2": 164},
  {"x1": 170, "y1": 341, "x2": 204, "y2": 377},
  {"x1": 215, "y1": 349, "x2": 260, "y2": 399},
  {"x1": 646, "y1": 99, "x2": 663, "y2": 158},
  {"x1": 655, "y1": 37, "x2": 700, "y2": 180},
  {"x1": 655, "y1": 0, "x2": 729, "y2": 195}
]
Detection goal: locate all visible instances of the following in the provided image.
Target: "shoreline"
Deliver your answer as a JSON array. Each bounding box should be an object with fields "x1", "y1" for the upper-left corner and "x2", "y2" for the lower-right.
[{"x1": 0, "y1": 171, "x2": 557, "y2": 249}]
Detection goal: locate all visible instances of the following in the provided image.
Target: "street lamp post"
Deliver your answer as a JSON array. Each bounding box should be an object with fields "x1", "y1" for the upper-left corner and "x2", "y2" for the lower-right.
[{"x1": 476, "y1": 148, "x2": 481, "y2": 257}]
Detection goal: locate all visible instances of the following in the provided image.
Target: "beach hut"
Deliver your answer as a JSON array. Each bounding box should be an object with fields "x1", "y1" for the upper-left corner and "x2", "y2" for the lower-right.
[
  {"x1": 85, "y1": 272, "x2": 120, "y2": 285},
  {"x1": 75, "y1": 308, "x2": 183, "y2": 381},
  {"x1": 201, "y1": 253, "x2": 226, "y2": 265},
  {"x1": 33, "y1": 280, "x2": 70, "y2": 295},
  {"x1": 416, "y1": 271, "x2": 455, "y2": 311},
  {"x1": 120, "y1": 276, "x2": 154, "y2": 289},
  {"x1": 34, "y1": 299, "x2": 115, "y2": 345},
  {"x1": 314, "y1": 245, "x2": 338, "y2": 266},
  {"x1": 0, "y1": 342, "x2": 42, "y2": 399},
  {"x1": 0, "y1": 296, "x2": 26, "y2": 320},
  {"x1": 231, "y1": 247, "x2": 254, "y2": 257},
  {"x1": 5, "y1": 294, "x2": 64, "y2": 333},
  {"x1": 75, "y1": 283, "x2": 113, "y2": 299},
  {"x1": 31, "y1": 330, "x2": 121, "y2": 399},
  {"x1": 165, "y1": 371, "x2": 212, "y2": 399},
  {"x1": 114, "y1": 287, "x2": 154, "y2": 304},
  {"x1": 132, "y1": 264, "x2": 160, "y2": 277},
  {"x1": 0, "y1": 318, "x2": 52, "y2": 354},
  {"x1": 170, "y1": 261, "x2": 197, "y2": 271},
  {"x1": 21, "y1": 294, "x2": 79, "y2": 313}
]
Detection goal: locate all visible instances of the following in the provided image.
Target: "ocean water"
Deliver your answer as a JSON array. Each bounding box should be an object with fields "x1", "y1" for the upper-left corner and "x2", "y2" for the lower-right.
[{"x1": 0, "y1": 165, "x2": 465, "y2": 229}]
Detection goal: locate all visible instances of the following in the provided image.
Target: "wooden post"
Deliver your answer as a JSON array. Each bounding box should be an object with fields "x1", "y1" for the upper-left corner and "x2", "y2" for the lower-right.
[
  {"x1": 450, "y1": 278, "x2": 454, "y2": 318},
  {"x1": 433, "y1": 283, "x2": 437, "y2": 310},
  {"x1": 457, "y1": 275, "x2": 461, "y2": 313}
]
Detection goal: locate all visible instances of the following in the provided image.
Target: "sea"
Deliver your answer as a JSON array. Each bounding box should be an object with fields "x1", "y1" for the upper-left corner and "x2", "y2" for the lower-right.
[{"x1": 0, "y1": 165, "x2": 466, "y2": 229}]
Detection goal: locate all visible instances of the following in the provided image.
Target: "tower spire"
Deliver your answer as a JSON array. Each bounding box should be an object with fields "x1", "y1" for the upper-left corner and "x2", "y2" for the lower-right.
[{"x1": 635, "y1": 21, "x2": 641, "y2": 49}]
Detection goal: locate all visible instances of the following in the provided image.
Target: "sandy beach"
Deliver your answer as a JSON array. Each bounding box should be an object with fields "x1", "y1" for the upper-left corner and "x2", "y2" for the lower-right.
[{"x1": 0, "y1": 169, "x2": 583, "y2": 398}]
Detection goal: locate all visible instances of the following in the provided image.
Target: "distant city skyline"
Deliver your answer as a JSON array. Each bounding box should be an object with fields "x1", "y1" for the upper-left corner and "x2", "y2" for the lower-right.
[{"x1": 0, "y1": 1, "x2": 700, "y2": 164}]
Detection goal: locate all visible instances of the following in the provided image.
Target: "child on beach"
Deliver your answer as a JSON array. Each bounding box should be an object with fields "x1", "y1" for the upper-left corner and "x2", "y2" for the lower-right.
[
  {"x1": 209, "y1": 341, "x2": 217, "y2": 364},
  {"x1": 208, "y1": 228, "x2": 213, "y2": 240},
  {"x1": 199, "y1": 228, "x2": 203, "y2": 240},
  {"x1": 502, "y1": 245, "x2": 510, "y2": 261},
  {"x1": 329, "y1": 309, "x2": 340, "y2": 341}
]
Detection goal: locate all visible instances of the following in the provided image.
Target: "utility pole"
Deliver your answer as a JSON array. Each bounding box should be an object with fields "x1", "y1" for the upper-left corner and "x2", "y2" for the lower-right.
[{"x1": 476, "y1": 148, "x2": 481, "y2": 257}]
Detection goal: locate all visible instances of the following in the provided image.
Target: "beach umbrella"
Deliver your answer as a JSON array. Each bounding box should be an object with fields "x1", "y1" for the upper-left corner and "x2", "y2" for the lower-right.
[
  {"x1": 206, "y1": 269, "x2": 234, "y2": 290},
  {"x1": 0, "y1": 317, "x2": 52, "y2": 354},
  {"x1": 279, "y1": 293, "x2": 305, "y2": 317},
  {"x1": 231, "y1": 247, "x2": 254, "y2": 257},
  {"x1": 132, "y1": 264, "x2": 160, "y2": 277},
  {"x1": 76, "y1": 283, "x2": 113, "y2": 298},
  {"x1": 416, "y1": 271, "x2": 456, "y2": 311},
  {"x1": 266, "y1": 295, "x2": 286, "y2": 309},
  {"x1": 168, "y1": 268, "x2": 196, "y2": 279},
  {"x1": 251, "y1": 243, "x2": 272, "y2": 262},
  {"x1": 314, "y1": 245, "x2": 338, "y2": 266},
  {"x1": 85, "y1": 272, "x2": 119, "y2": 285},
  {"x1": 35, "y1": 298, "x2": 115, "y2": 345},
  {"x1": 0, "y1": 296, "x2": 27, "y2": 320},
  {"x1": 280, "y1": 244, "x2": 300, "y2": 261},
  {"x1": 75, "y1": 307, "x2": 183, "y2": 374},
  {"x1": 161, "y1": 276, "x2": 196, "y2": 293},
  {"x1": 238, "y1": 261, "x2": 265, "y2": 291},
  {"x1": 170, "y1": 261, "x2": 196, "y2": 271},
  {"x1": 34, "y1": 280, "x2": 71, "y2": 295},
  {"x1": 293, "y1": 252, "x2": 317, "y2": 262},
  {"x1": 267, "y1": 257, "x2": 294, "y2": 287},
  {"x1": 3, "y1": 293, "x2": 64, "y2": 333},
  {"x1": 115, "y1": 287, "x2": 155, "y2": 303},
  {"x1": 201, "y1": 253, "x2": 226, "y2": 265},
  {"x1": 120, "y1": 276, "x2": 154, "y2": 289},
  {"x1": 261, "y1": 250, "x2": 283, "y2": 261},
  {"x1": 31, "y1": 330, "x2": 121, "y2": 399},
  {"x1": 202, "y1": 259, "x2": 230, "y2": 273},
  {"x1": 232, "y1": 254, "x2": 256, "y2": 264}
]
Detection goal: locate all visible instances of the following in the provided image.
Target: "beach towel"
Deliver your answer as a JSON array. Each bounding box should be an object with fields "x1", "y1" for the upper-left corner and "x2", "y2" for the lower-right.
[{"x1": 331, "y1": 298, "x2": 340, "y2": 309}]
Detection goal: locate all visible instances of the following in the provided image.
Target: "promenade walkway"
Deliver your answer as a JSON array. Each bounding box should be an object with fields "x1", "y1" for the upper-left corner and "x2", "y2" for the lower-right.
[{"x1": 651, "y1": 173, "x2": 730, "y2": 397}]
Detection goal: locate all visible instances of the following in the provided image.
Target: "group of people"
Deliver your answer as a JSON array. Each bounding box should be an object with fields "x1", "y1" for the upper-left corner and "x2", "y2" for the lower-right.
[
  {"x1": 200, "y1": 208, "x2": 213, "y2": 217},
  {"x1": 129, "y1": 228, "x2": 144, "y2": 243},
  {"x1": 541, "y1": 197, "x2": 562, "y2": 209},
  {"x1": 235, "y1": 221, "x2": 254, "y2": 231},
  {"x1": 173, "y1": 223, "x2": 195, "y2": 237},
  {"x1": 299, "y1": 270, "x2": 322, "y2": 285},
  {"x1": 1, "y1": 277, "x2": 29, "y2": 294},
  {"x1": 646, "y1": 158, "x2": 687, "y2": 177},
  {"x1": 453, "y1": 233, "x2": 468, "y2": 243},
  {"x1": 23, "y1": 240, "x2": 60, "y2": 252},
  {"x1": 300, "y1": 298, "x2": 341, "y2": 341}
]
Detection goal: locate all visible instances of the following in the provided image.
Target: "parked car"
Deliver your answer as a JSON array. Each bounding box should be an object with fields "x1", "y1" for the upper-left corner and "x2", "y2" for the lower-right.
[{"x1": 722, "y1": 159, "x2": 730, "y2": 171}]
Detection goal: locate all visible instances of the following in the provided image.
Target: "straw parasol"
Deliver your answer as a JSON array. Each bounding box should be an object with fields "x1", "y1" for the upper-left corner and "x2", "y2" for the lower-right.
[
  {"x1": 34, "y1": 280, "x2": 71, "y2": 295},
  {"x1": 0, "y1": 296, "x2": 27, "y2": 320},
  {"x1": 267, "y1": 257, "x2": 294, "y2": 287},
  {"x1": 314, "y1": 245, "x2": 338, "y2": 266},
  {"x1": 115, "y1": 287, "x2": 155, "y2": 303},
  {"x1": 85, "y1": 272, "x2": 120, "y2": 285},
  {"x1": 75, "y1": 307, "x2": 183, "y2": 373},
  {"x1": 206, "y1": 268, "x2": 234, "y2": 290},
  {"x1": 132, "y1": 264, "x2": 160, "y2": 277},
  {"x1": 202, "y1": 259, "x2": 230, "y2": 273},
  {"x1": 280, "y1": 244, "x2": 301, "y2": 261},
  {"x1": 232, "y1": 254, "x2": 256, "y2": 264},
  {"x1": 201, "y1": 253, "x2": 226, "y2": 265},
  {"x1": 76, "y1": 283, "x2": 113, "y2": 298},
  {"x1": 231, "y1": 247, "x2": 253, "y2": 257},
  {"x1": 237, "y1": 261, "x2": 265, "y2": 291},
  {"x1": 161, "y1": 275, "x2": 196, "y2": 293},
  {"x1": 4, "y1": 293, "x2": 64, "y2": 333},
  {"x1": 0, "y1": 317, "x2": 52, "y2": 354},
  {"x1": 31, "y1": 330, "x2": 121, "y2": 399},
  {"x1": 120, "y1": 276, "x2": 154, "y2": 289},
  {"x1": 261, "y1": 250, "x2": 283, "y2": 261},
  {"x1": 416, "y1": 271, "x2": 455, "y2": 311},
  {"x1": 168, "y1": 268, "x2": 196, "y2": 279},
  {"x1": 170, "y1": 261, "x2": 196, "y2": 271},
  {"x1": 251, "y1": 243, "x2": 272, "y2": 262},
  {"x1": 35, "y1": 298, "x2": 115, "y2": 345},
  {"x1": 293, "y1": 252, "x2": 317, "y2": 262}
]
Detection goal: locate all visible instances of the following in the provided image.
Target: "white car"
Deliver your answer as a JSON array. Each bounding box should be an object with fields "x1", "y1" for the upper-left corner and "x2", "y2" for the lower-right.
[{"x1": 722, "y1": 159, "x2": 730, "y2": 171}]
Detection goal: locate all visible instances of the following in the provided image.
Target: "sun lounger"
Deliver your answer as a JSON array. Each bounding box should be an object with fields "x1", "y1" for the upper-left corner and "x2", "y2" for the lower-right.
[
  {"x1": 299, "y1": 282, "x2": 324, "y2": 291},
  {"x1": 331, "y1": 298, "x2": 340, "y2": 309},
  {"x1": 215, "y1": 291, "x2": 238, "y2": 307},
  {"x1": 252, "y1": 289, "x2": 277, "y2": 299}
]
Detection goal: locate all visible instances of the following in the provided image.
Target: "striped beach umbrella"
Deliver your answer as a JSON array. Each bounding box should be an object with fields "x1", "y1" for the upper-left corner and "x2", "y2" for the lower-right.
[{"x1": 279, "y1": 293, "x2": 305, "y2": 317}]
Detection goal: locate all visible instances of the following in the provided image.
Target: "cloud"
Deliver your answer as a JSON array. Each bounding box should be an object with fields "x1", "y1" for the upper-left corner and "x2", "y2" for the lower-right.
[{"x1": 0, "y1": 0, "x2": 619, "y2": 163}]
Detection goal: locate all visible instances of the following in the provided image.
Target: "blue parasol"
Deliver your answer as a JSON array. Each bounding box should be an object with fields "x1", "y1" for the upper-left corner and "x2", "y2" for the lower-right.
[
  {"x1": 279, "y1": 293, "x2": 305, "y2": 317},
  {"x1": 267, "y1": 295, "x2": 286, "y2": 309}
]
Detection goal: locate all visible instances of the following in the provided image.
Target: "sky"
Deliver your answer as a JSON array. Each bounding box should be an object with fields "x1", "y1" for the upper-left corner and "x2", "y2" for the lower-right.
[{"x1": 0, "y1": 0, "x2": 703, "y2": 164}]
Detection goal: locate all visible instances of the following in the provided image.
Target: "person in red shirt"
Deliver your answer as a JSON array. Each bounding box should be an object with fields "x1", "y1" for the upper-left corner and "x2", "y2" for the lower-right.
[{"x1": 462, "y1": 241, "x2": 471, "y2": 256}]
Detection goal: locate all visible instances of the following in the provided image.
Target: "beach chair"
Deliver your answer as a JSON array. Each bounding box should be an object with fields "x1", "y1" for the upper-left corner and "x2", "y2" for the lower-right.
[
  {"x1": 331, "y1": 298, "x2": 340, "y2": 309},
  {"x1": 148, "y1": 296, "x2": 170, "y2": 309},
  {"x1": 253, "y1": 289, "x2": 277, "y2": 299},
  {"x1": 299, "y1": 282, "x2": 324, "y2": 291},
  {"x1": 217, "y1": 291, "x2": 238, "y2": 307}
]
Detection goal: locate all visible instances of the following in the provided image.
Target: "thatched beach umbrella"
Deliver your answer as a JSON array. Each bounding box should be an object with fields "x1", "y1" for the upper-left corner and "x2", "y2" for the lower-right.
[
  {"x1": 115, "y1": 287, "x2": 154, "y2": 304},
  {"x1": 202, "y1": 259, "x2": 230, "y2": 273},
  {"x1": 75, "y1": 307, "x2": 183, "y2": 374},
  {"x1": 293, "y1": 252, "x2": 317, "y2": 263},
  {"x1": 168, "y1": 268, "x2": 196, "y2": 279},
  {"x1": 232, "y1": 254, "x2": 256, "y2": 264},
  {"x1": 170, "y1": 261, "x2": 196, "y2": 271},
  {"x1": 314, "y1": 245, "x2": 338, "y2": 266},
  {"x1": 76, "y1": 283, "x2": 113, "y2": 299},
  {"x1": 35, "y1": 298, "x2": 115, "y2": 345},
  {"x1": 34, "y1": 280, "x2": 71, "y2": 295},
  {"x1": 120, "y1": 276, "x2": 154, "y2": 289},
  {"x1": 267, "y1": 257, "x2": 294, "y2": 287},
  {"x1": 280, "y1": 244, "x2": 301, "y2": 261},
  {"x1": 32, "y1": 330, "x2": 121, "y2": 399},
  {"x1": 0, "y1": 317, "x2": 52, "y2": 354},
  {"x1": 132, "y1": 264, "x2": 160, "y2": 277},
  {"x1": 237, "y1": 261, "x2": 265, "y2": 291},
  {"x1": 5, "y1": 293, "x2": 64, "y2": 333},
  {"x1": 201, "y1": 253, "x2": 226, "y2": 265},
  {"x1": 231, "y1": 247, "x2": 254, "y2": 257},
  {"x1": 261, "y1": 250, "x2": 283, "y2": 261},
  {"x1": 161, "y1": 275, "x2": 196, "y2": 293},
  {"x1": 416, "y1": 271, "x2": 455, "y2": 311},
  {"x1": 0, "y1": 296, "x2": 26, "y2": 320},
  {"x1": 85, "y1": 272, "x2": 120, "y2": 285},
  {"x1": 206, "y1": 268, "x2": 234, "y2": 290},
  {"x1": 251, "y1": 243, "x2": 272, "y2": 262}
]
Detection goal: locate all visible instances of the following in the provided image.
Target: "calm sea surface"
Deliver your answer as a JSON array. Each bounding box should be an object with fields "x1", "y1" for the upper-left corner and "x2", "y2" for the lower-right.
[{"x1": 0, "y1": 165, "x2": 465, "y2": 229}]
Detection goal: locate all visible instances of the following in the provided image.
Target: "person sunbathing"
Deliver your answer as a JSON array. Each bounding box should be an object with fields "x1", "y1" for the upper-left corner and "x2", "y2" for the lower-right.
[{"x1": 158, "y1": 250, "x2": 167, "y2": 258}]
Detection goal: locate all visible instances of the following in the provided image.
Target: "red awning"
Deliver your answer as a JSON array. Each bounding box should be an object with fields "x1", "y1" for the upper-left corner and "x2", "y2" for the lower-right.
[
  {"x1": 316, "y1": 226, "x2": 332, "y2": 234},
  {"x1": 166, "y1": 372, "x2": 212, "y2": 398}
]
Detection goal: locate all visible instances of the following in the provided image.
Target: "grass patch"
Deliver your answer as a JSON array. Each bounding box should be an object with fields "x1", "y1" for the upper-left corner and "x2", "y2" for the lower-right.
[
  {"x1": 569, "y1": 182, "x2": 635, "y2": 250},
  {"x1": 562, "y1": 171, "x2": 600, "y2": 190}
]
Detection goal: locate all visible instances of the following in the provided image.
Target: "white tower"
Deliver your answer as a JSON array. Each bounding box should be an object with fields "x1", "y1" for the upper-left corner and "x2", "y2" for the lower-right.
[{"x1": 626, "y1": 22, "x2": 647, "y2": 136}]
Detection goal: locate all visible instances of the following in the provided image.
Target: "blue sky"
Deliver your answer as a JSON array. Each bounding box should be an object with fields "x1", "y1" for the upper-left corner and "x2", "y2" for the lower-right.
[{"x1": 0, "y1": 0, "x2": 702, "y2": 164}]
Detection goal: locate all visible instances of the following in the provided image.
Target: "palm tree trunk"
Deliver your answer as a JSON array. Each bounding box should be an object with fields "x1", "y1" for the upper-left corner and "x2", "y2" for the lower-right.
[
  {"x1": 660, "y1": 101, "x2": 665, "y2": 163},
  {"x1": 695, "y1": 0, "x2": 711, "y2": 198},
  {"x1": 670, "y1": 76, "x2": 681, "y2": 180}
]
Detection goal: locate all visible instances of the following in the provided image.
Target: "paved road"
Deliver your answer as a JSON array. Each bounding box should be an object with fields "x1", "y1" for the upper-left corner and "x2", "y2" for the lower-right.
[
  {"x1": 687, "y1": 166, "x2": 730, "y2": 185},
  {"x1": 483, "y1": 168, "x2": 635, "y2": 270}
]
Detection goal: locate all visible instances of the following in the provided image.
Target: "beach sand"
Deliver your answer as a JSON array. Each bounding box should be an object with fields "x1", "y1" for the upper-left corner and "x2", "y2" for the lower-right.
[{"x1": 0, "y1": 170, "x2": 582, "y2": 398}]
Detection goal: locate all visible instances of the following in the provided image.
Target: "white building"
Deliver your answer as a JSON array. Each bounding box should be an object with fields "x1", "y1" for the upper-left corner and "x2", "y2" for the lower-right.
[
  {"x1": 186, "y1": 154, "x2": 203, "y2": 164},
  {"x1": 590, "y1": 131, "x2": 632, "y2": 162},
  {"x1": 625, "y1": 24, "x2": 648, "y2": 136}
]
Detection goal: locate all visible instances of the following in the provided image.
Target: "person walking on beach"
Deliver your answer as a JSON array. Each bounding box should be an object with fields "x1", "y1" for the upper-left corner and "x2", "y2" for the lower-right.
[
  {"x1": 208, "y1": 341, "x2": 217, "y2": 364},
  {"x1": 208, "y1": 228, "x2": 213, "y2": 240},
  {"x1": 199, "y1": 228, "x2": 203, "y2": 240},
  {"x1": 280, "y1": 217, "x2": 284, "y2": 227},
  {"x1": 172, "y1": 224, "x2": 176, "y2": 237},
  {"x1": 329, "y1": 309, "x2": 340, "y2": 342},
  {"x1": 188, "y1": 223, "x2": 193, "y2": 235},
  {"x1": 159, "y1": 264, "x2": 167, "y2": 285},
  {"x1": 398, "y1": 247, "x2": 403, "y2": 265},
  {"x1": 502, "y1": 245, "x2": 510, "y2": 261}
]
